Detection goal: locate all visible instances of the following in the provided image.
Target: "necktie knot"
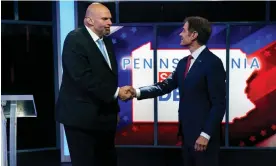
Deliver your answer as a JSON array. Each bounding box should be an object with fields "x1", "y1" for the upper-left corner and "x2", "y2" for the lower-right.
[
  {"x1": 97, "y1": 39, "x2": 104, "y2": 46},
  {"x1": 187, "y1": 55, "x2": 193, "y2": 61},
  {"x1": 96, "y1": 39, "x2": 105, "y2": 55}
]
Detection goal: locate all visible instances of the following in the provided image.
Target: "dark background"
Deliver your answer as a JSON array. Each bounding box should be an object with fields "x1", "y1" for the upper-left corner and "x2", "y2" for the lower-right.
[{"x1": 1, "y1": 1, "x2": 276, "y2": 165}]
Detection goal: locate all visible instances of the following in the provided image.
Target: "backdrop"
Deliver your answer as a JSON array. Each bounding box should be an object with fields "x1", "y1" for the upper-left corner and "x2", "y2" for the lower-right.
[{"x1": 57, "y1": 20, "x2": 276, "y2": 161}]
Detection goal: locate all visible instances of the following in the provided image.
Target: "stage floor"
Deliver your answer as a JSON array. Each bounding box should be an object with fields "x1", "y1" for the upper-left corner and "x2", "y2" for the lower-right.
[{"x1": 15, "y1": 148, "x2": 276, "y2": 166}]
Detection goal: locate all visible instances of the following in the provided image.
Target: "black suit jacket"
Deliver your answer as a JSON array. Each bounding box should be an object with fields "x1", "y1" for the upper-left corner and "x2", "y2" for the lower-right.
[{"x1": 55, "y1": 27, "x2": 119, "y2": 131}]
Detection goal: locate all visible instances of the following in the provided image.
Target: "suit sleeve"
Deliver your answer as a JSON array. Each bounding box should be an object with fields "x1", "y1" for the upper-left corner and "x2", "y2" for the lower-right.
[
  {"x1": 62, "y1": 33, "x2": 117, "y2": 103},
  {"x1": 137, "y1": 70, "x2": 178, "y2": 100},
  {"x1": 203, "y1": 58, "x2": 226, "y2": 137}
]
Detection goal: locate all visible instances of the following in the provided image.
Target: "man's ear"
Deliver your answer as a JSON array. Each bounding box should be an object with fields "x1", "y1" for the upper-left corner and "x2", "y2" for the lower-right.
[
  {"x1": 87, "y1": 18, "x2": 94, "y2": 26},
  {"x1": 192, "y1": 31, "x2": 198, "y2": 41}
]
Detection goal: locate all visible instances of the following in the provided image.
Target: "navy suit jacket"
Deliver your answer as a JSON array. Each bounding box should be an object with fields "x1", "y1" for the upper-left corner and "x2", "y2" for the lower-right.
[{"x1": 137, "y1": 48, "x2": 226, "y2": 148}]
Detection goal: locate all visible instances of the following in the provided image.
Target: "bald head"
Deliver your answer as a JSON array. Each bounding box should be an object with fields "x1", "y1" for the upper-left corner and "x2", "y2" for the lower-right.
[
  {"x1": 84, "y1": 3, "x2": 112, "y2": 37},
  {"x1": 85, "y1": 3, "x2": 109, "y2": 18}
]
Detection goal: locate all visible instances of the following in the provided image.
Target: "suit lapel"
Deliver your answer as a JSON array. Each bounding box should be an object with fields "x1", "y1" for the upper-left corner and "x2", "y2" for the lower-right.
[
  {"x1": 180, "y1": 48, "x2": 208, "y2": 98},
  {"x1": 185, "y1": 56, "x2": 202, "y2": 79},
  {"x1": 104, "y1": 37, "x2": 118, "y2": 75},
  {"x1": 185, "y1": 48, "x2": 207, "y2": 79},
  {"x1": 81, "y1": 27, "x2": 117, "y2": 75}
]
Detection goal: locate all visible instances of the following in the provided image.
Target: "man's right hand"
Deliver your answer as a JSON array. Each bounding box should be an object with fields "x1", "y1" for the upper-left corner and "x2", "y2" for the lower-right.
[{"x1": 118, "y1": 86, "x2": 136, "y2": 101}]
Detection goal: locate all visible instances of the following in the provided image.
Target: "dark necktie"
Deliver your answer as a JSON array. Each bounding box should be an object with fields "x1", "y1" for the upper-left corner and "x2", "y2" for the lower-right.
[{"x1": 184, "y1": 55, "x2": 193, "y2": 78}]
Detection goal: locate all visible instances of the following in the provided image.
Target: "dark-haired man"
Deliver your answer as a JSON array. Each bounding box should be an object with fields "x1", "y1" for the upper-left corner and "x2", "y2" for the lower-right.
[{"x1": 128, "y1": 16, "x2": 226, "y2": 166}]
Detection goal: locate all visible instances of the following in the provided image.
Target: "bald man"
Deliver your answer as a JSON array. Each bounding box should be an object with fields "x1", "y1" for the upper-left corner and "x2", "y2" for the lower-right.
[{"x1": 55, "y1": 3, "x2": 131, "y2": 166}]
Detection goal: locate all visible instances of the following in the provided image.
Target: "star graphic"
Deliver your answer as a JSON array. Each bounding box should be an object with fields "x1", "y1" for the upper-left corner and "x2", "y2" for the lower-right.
[
  {"x1": 112, "y1": 38, "x2": 117, "y2": 44},
  {"x1": 260, "y1": 130, "x2": 266, "y2": 136},
  {"x1": 249, "y1": 136, "x2": 256, "y2": 142},
  {"x1": 132, "y1": 125, "x2": 139, "y2": 132},
  {"x1": 271, "y1": 124, "x2": 276, "y2": 130},
  {"x1": 130, "y1": 27, "x2": 137, "y2": 33},
  {"x1": 123, "y1": 116, "x2": 129, "y2": 122},
  {"x1": 120, "y1": 33, "x2": 127, "y2": 39},
  {"x1": 263, "y1": 51, "x2": 271, "y2": 57},
  {"x1": 239, "y1": 141, "x2": 245, "y2": 146}
]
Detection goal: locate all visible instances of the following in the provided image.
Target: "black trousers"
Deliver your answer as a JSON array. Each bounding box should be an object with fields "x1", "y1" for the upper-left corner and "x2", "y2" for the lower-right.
[{"x1": 64, "y1": 125, "x2": 117, "y2": 166}]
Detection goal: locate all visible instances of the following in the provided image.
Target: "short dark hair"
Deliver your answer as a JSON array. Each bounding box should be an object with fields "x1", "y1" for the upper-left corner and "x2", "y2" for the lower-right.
[{"x1": 184, "y1": 16, "x2": 212, "y2": 45}]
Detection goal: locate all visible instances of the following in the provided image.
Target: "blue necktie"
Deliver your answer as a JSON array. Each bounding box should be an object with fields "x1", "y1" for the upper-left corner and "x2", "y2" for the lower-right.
[{"x1": 97, "y1": 39, "x2": 111, "y2": 68}]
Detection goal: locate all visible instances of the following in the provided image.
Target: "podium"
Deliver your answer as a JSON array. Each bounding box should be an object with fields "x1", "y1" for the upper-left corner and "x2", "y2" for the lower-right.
[
  {"x1": 1, "y1": 101, "x2": 8, "y2": 166},
  {"x1": 1, "y1": 95, "x2": 37, "y2": 166}
]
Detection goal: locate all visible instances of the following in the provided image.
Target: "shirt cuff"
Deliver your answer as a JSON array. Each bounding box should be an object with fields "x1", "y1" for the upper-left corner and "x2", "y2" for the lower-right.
[
  {"x1": 200, "y1": 132, "x2": 210, "y2": 140},
  {"x1": 114, "y1": 87, "x2": 119, "y2": 99},
  {"x1": 135, "y1": 88, "x2": 141, "y2": 98}
]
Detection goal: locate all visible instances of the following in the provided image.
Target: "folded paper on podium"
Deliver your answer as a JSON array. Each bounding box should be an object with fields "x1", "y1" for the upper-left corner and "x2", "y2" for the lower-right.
[
  {"x1": 1, "y1": 95, "x2": 37, "y2": 166},
  {"x1": 2, "y1": 95, "x2": 37, "y2": 118}
]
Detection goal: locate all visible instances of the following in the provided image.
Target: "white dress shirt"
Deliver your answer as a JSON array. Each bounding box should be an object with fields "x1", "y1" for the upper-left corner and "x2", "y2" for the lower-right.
[
  {"x1": 136, "y1": 45, "x2": 211, "y2": 140},
  {"x1": 188, "y1": 45, "x2": 206, "y2": 70},
  {"x1": 85, "y1": 26, "x2": 119, "y2": 99}
]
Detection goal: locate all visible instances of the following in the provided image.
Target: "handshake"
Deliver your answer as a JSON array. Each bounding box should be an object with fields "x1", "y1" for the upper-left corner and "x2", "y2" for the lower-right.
[{"x1": 118, "y1": 86, "x2": 137, "y2": 101}]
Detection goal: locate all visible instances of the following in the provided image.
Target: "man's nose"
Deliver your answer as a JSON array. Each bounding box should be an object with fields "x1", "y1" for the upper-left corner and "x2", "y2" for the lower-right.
[{"x1": 108, "y1": 19, "x2": 112, "y2": 25}]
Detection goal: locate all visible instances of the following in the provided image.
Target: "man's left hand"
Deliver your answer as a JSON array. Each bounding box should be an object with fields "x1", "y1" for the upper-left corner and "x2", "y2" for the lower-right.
[{"x1": 194, "y1": 136, "x2": 209, "y2": 152}]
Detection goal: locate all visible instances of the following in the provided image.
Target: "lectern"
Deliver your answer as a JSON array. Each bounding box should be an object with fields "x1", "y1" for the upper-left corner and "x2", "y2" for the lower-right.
[
  {"x1": 1, "y1": 95, "x2": 37, "y2": 166},
  {"x1": 1, "y1": 101, "x2": 8, "y2": 166}
]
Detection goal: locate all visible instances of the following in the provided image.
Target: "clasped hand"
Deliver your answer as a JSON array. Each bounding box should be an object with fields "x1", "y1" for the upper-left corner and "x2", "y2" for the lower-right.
[{"x1": 118, "y1": 86, "x2": 136, "y2": 101}]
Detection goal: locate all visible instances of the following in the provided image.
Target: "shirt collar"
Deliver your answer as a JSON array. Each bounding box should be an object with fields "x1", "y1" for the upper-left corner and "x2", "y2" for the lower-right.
[
  {"x1": 85, "y1": 26, "x2": 102, "y2": 42},
  {"x1": 190, "y1": 45, "x2": 206, "y2": 60}
]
